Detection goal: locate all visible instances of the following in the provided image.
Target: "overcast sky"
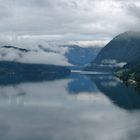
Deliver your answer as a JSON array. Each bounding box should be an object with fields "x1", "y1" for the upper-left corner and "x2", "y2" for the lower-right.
[{"x1": 0, "y1": 0, "x2": 140, "y2": 42}]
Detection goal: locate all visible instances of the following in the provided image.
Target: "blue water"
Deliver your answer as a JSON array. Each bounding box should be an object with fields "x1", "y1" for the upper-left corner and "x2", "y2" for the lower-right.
[{"x1": 0, "y1": 73, "x2": 140, "y2": 140}]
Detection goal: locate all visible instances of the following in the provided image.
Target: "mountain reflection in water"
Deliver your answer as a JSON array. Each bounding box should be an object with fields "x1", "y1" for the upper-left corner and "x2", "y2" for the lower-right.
[
  {"x1": 68, "y1": 74, "x2": 140, "y2": 110},
  {"x1": 0, "y1": 73, "x2": 140, "y2": 140}
]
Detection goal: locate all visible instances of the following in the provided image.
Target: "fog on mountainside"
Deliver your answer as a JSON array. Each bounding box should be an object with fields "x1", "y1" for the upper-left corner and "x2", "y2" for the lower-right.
[{"x1": 0, "y1": 37, "x2": 102, "y2": 66}]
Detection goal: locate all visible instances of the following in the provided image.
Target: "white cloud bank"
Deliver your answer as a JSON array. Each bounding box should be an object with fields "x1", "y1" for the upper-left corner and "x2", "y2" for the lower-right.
[
  {"x1": 0, "y1": 35, "x2": 104, "y2": 65},
  {"x1": 0, "y1": 38, "x2": 71, "y2": 66}
]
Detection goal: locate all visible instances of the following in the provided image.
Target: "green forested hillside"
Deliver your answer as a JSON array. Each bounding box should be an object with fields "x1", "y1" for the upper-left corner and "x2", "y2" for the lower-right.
[{"x1": 117, "y1": 63, "x2": 140, "y2": 86}]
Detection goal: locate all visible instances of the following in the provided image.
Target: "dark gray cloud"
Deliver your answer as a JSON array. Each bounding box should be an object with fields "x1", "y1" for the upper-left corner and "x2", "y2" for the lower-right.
[
  {"x1": 0, "y1": 0, "x2": 140, "y2": 41},
  {"x1": 125, "y1": 2, "x2": 140, "y2": 18}
]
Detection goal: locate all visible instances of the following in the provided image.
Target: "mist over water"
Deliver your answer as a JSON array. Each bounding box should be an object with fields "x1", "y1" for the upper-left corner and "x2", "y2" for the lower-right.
[{"x1": 0, "y1": 73, "x2": 140, "y2": 140}]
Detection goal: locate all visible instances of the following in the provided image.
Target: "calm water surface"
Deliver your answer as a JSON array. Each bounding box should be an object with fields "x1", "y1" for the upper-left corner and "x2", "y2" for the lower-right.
[{"x1": 0, "y1": 73, "x2": 140, "y2": 140}]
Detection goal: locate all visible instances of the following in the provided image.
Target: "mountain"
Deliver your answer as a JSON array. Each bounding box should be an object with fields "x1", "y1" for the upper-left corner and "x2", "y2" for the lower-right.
[
  {"x1": 63, "y1": 45, "x2": 101, "y2": 66},
  {"x1": 38, "y1": 44, "x2": 101, "y2": 67},
  {"x1": 0, "y1": 45, "x2": 71, "y2": 83},
  {"x1": 86, "y1": 31, "x2": 140, "y2": 71},
  {"x1": 93, "y1": 31, "x2": 140, "y2": 64}
]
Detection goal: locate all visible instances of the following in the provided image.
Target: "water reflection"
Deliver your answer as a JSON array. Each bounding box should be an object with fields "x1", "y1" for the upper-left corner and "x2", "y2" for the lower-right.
[
  {"x1": 0, "y1": 71, "x2": 69, "y2": 86},
  {"x1": 0, "y1": 73, "x2": 140, "y2": 140},
  {"x1": 67, "y1": 74, "x2": 99, "y2": 94},
  {"x1": 90, "y1": 75, "x2": 140, "y2": 110},
  {"x1": 68, "y1": 74, "x2": 140, "y2": 110}
]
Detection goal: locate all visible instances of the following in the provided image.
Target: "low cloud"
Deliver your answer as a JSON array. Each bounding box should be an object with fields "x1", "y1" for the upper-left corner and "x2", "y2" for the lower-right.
[{"x1": 0, "y1": 39, "x2": 71, "y2": 65}]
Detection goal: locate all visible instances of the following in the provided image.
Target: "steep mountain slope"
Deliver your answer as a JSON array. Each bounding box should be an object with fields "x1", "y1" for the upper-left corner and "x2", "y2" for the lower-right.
[
  {"x1": 85, "y1": 31, "x2": 140, "y2": 72},
  {"x1": 93, "y1": 31, "x2": 140, "y2": 64},
  {"x1": 64, "y1": 45, "x2": 101, "y2": 66}
]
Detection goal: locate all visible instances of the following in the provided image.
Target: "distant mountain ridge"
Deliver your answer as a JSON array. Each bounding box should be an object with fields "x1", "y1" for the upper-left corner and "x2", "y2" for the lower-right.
[
  {"x1": 0, "y1": 44, "x2": 101, "y2": 67},
  {"x1": 63, "y1": 45, "x2": 101, "y2": 66},
  {"x1": 38, "y1": 44, "x2": 101, "y2": 66},
  {"x1": 1, "y1": 46, "x2": 30, "y2": 52},
  {"x1": 0, "y1": 46, "x2": 71, "y2": 82}
]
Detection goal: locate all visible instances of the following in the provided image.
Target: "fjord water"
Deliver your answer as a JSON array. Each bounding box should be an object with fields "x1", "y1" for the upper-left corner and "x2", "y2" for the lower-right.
[{"x1": 0, "y1": 73, "x2": 140, "y2": 140}]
